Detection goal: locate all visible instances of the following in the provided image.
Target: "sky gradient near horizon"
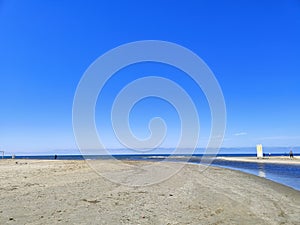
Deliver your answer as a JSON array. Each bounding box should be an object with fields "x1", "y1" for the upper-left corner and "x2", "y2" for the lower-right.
[{"x1": 1, "y1": 1, "x2": 300, "y2": 154}]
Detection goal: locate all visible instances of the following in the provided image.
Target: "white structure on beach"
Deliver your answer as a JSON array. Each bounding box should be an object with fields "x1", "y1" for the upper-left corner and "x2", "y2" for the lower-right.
[
  {"x1": 0, "y1": 151, "x2": 4, "y2": 159},
  {"x1": 256, "y1": 144, "x2": 263, "y2": 158}
]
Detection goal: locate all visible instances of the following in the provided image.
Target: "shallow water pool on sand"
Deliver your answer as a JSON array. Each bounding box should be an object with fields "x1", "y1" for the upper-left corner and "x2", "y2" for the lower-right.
[{"x1": 202, "y1": 159, "x2": 300, "y2": 191}]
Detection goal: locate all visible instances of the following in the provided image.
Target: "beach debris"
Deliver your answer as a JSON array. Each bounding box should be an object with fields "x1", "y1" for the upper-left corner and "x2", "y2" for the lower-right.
[{"x1": 82, "y1": 199, "x2": 100, "y2": 204}]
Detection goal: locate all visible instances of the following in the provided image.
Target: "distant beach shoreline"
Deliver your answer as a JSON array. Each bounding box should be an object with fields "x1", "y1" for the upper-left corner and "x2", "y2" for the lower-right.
[{"x1": 218, "y1": 156, "x2": 300, "y2": 165}]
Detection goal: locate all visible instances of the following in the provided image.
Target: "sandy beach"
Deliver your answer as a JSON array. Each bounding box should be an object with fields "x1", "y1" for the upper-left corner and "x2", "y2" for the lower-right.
[
  {"x1": 0, "y1": 159, "x2": 299, "y2": 225},
  {"x1": 218, "y1": 156, "x2": 300, "y2": 165}
]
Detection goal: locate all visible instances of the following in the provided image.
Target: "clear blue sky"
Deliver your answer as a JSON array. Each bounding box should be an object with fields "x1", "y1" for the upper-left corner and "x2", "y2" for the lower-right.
[{"x1": 1, "y1": 1, "x2": 300, "y2": 154}]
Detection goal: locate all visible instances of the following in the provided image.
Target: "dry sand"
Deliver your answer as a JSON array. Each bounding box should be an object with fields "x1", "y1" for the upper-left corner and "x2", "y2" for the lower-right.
[
  {"x1": 0, "y1": 159, "x2": 299, "y2": 225},
  {"x1": 218, "y1": 156, "x2": 300, "y2": 165}
]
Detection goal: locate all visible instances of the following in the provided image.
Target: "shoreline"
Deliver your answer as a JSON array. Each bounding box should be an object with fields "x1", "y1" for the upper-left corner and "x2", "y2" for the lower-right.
[
  {"x1": 217, "y1": 156, "x2": 300, "y2": 165},
  {"x1": 4, "y1": 156, "x2": 300, "y2": 190}
]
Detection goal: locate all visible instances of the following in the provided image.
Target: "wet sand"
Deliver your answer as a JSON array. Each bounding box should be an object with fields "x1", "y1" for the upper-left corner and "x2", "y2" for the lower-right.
[{"x1": 0, "y1": 159, "x2": 299, "y2": 225}]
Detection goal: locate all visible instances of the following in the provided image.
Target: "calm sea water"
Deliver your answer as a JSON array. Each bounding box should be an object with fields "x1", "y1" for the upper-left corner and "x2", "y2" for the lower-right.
[{"x1": 5, "y1": 154, "x2": 300, "y2": 191}]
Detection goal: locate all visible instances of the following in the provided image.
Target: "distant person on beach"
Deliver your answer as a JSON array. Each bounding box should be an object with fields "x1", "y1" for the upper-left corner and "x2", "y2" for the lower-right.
[
  {"x1": 54, "y1": 154, "x2": 57, "y2": 160},
  {"x1": 289, "y1": 150, "x2": 294, "y2": 159}
]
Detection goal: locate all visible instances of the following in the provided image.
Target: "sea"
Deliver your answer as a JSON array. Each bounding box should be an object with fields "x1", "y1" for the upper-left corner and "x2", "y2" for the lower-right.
[{"x1": 3, "y1": 152, "x2": 300, "y2": 191}]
